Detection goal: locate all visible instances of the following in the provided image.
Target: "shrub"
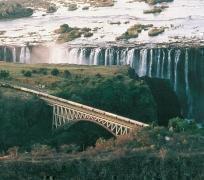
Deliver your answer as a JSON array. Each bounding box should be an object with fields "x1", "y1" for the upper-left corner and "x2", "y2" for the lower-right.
[
  {"x1": 32, "y1": 69, "x2": 37, "y2": 73},
  {"x1": 7, "y1": 146, "x2": 19, "y2": 158},
  {"x1": 0, "y1": 70, "x2": 10, "y2": 79},
  {"x1": 116, "y1": 24, "x2": 153, "y2": 40},
  {"x1": 63, "y1": 70, "x2": 71, "y2": 78},
  {"x1": 115, "y1": 73, "x2": 124, "y2": 80},
  {"x1": 128, "y1": 67, "x2": 138, "y2": 79},
  {"x1": 51, "y1": 68, "x2": 60, "y2": 76},
  {"x1": 95, "y1": 73, "x2": 102, "y2": 78},
  {"x1": 95, "y1": 138, "x2": 114, "y2": 151},
  {"x1": 39, "y1": 68, "x2": 48, "y2": 75},
  {"x1": 31, "y1": 144, "x2": 53, "y2": 158},
  {"x1": 84, "y1": 32, "x2": 93, "y2": 37},
  {"x1": 68, "y1": 4, "x2": 77, "y2": 11},
  {"x1": 143, "y1": 7, "x2": 162, "y2": 14},
  {"x1": 168, "y1": 117, "x2": 198, "y2": 133},
  {"x1": 60, "y1": 144, "x2": 80, "y2": 154},
  {"x1": 148, "y1": 27, "x2": 165, "y2": 36},
  {"x1": 46, "y1": 5, "x2": 57, "y2": 13},
  {"x1": 82, "y1": 6, "x2": 89, "y2": 10},
  {"x1": 0, "y1": 2, "x2": 33, "y2": 19},
  {"x1": 22, "y1": 70, "x2": 32, "y2": 77}
]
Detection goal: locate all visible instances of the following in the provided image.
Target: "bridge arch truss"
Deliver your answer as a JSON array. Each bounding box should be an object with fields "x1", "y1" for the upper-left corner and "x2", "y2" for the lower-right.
[{"x1": 52, "y1": 104, "x2": 132, "y2": 136}]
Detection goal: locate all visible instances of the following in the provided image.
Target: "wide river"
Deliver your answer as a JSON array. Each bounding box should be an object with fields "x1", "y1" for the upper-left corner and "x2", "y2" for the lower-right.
[{"x1": 0, "y1": 0, "x2": 204, "y2": 46}]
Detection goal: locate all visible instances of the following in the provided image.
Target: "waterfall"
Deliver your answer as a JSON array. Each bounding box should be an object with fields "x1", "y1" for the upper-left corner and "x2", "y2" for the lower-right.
[
  {"x1": 167, "y1": 49, "x2": 172, "y2": 79},
  {"x1": 79, "y1": 48, "x2": 86, "y2": 65},
  {"x1": 185, "y1": 49, "x2": 192, "y2": 117},
  {"x1": 139, "y1": 49, "x2": 148, "y2": 77},
  {"x1": 3, "y1": 47, "x2": 6, "y2": 61},
  {"x1": 127, "y1": 49, "x2": 135, "y2": 66},
  {"x1": 110, "y1": 49, "x2": 115, "y2": 65},
  {"x1": 19, "y1": 47, "x2": 31, "y2": 63},
  {"x1": 67, "y1": 48, "x2": 79, "y2": 64},
  {"x1": 156, "y1": 49, "x2": 161, "y2": 77},
  {"x1": 12, "y1": 48, "x2": 16, "y2": 63},
  {"x1": 120, "y1": 48, "x2": 128, "y2": 65},
  {"x1": 174, "y1": 49, "x2": 181, "y2": 91},
  {"x1": 104, "y1": 48, "x2": 115, "y2": 66},
  {"x1": 26, "y1": 47, "x2": 31, "y2": 63},
  {"x1": 105, "y1": 49, "x2": 109, "y2": 66},
  {"x1": 161, "y1": 50, "x2": 165, "y2": 78},
  {"x1": 116, "y1": 50, "x2": 120, "y2": 65},
  {"x1": 89, "y1": 49, "x2": 95, "y2": 65},
  {"x1": 19, "y1": 47, "x2": 25, "y2": 63},
  {"x1": 93, "y1": 48, "x2": 101, "y2": 65},
  {"x1": 148, "y1": 49, "x2": 153, "y2": 77}
]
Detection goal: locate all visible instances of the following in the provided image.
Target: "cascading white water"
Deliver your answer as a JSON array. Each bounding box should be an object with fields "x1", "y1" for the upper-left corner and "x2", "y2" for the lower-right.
[
  {"x1": 148, "y1": 49, "x2": 153, "y2": 77},
  {"x1": 19, "y1": 47, "x2": 25, "y2": 63},
  {"x1": 109, "y1": 49, "x2": 115, "y2": 65},
  {"x1": 116, "y1": 50, "x2": 120, "y2": 65},
  {"x1": 174, "y1": 49, "x2": 181, "y2": 91},
  {"x1": 50, "y1": 46, "x2": 65, "y2": 63},
  {"x1": 79, "y1": 48, "x2": 87, "y2": 65},
  {"x1": 93, "y1": 48, "x2": 101, "y2": 65},
  {"x1": 3, "y1": 47, "x2": 6, "y2": 61},
  {"x1": 26, "y1": 47, "x2": 31, "y2": 64},
  {"x1": 89, "y1": 49, "x2": 95, "y2": 65},
  {"x1": 104, "y1": 48, "x2": 109, "y2": 66},
  {"x1": 138, "y1": 49, "x2": 148, "y2": 77},
  {"x1": 19, "y1": 47, "x2": 31, "y2": 64},
  {"x1": 120, "y1": 48, "x2": 128, "y2": 65},
  {"x1": 167, "y1": 49, "x2": 172, "y2": 79},
  {"x1": 67, "y1": 48, "x2": 80, "y2": 64},
  {"x1": 104, "y1": 48, "x2": 114, "y2": 66},
  {"x1": 126, "y1": 49, "x2": 135, "y2": 66},
  {"x1": 184, "y1": 49, "x2": 193, "y2": 117},
  {"x1": 156, "y1": 49, "x2": 161, "y2": 77},
  {"x1": 161, "y1": 50, "x2": 165, "y2": 78},
  {"x1": 12, "y1": 47, "x2": 16, "y2": 63}
]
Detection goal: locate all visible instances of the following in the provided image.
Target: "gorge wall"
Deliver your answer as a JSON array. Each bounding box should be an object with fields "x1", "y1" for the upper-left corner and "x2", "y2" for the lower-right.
[{"x1": 0, "y1": 45, "x2": 203, "y2": 122}]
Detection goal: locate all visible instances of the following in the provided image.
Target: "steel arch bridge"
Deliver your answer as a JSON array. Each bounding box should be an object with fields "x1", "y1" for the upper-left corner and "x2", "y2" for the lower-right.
[{"x1": 0, "y1": 83, "x2": 148, "y2": 136}]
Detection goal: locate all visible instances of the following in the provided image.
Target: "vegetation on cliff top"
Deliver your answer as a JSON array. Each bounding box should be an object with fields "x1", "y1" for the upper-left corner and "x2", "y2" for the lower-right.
[
  {"x1": 116, "y1": 24, "x2": 153, "y2": 40},
  {"x1": 148, "y1": 27, "x2": 165, "y2": 36},
  {"x1": 55, "y1": 24, "x2": 94, "y2": 42},
  {"x1": 0, "y1": 2, "x2": 33, "y2": 19},
  {"x1": 116, "y1": 24, "x2": 166, "y2": 40}
]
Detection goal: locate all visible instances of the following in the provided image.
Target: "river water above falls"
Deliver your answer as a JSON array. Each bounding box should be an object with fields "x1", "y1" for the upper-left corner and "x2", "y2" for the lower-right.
[{"x1": 0, "y1": 0, "x2": 204, "y2": 45}]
